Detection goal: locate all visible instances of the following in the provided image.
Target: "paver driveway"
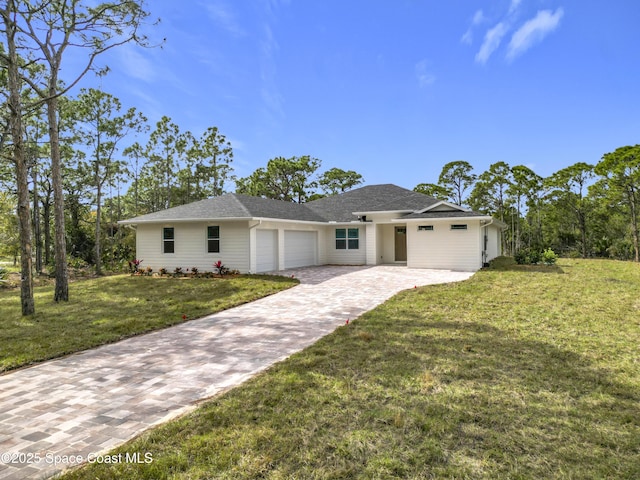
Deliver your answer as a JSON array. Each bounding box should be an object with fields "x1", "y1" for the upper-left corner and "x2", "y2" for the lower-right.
[{"x1": 0, "y1": 265, "x2": 473, "y2": 479}]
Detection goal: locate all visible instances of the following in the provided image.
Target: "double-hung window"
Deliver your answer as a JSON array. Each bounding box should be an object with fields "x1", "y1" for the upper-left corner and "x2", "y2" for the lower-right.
[
  {"x1": 207, "y1": 226, "x2": 220, "y2": 253},
  {"x1": 163, "y1": 227, "x2": 175, "y2": 254},
  {"x1": 335, "y1": 228, "x2": 359, "y2": 250}
]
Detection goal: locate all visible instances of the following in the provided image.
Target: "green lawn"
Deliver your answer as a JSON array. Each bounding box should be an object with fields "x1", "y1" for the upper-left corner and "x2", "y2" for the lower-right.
[
  {"x1": 0, "y1": 274, "x2": 297, "y2": 372},
  {"x1": 60, "y1": 258, "x2": 640, "y2": 480}
]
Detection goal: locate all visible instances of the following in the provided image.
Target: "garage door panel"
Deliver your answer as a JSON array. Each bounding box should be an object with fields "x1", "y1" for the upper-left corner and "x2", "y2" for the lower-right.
[
  {"x1": 284, "y1": 231, "x2": 317, "y2": 269},
  {"x1": 256, "y1": 229, "x2": 277, "y2": 273}
]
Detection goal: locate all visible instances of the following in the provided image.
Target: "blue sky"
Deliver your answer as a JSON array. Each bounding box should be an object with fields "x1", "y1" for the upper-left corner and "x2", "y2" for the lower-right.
[{"x1": 73, "y1": 0, "x2": 640, "y2": 190}]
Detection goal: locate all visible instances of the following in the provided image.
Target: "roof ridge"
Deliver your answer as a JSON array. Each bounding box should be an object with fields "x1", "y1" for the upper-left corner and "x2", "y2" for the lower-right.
[{"x1": 226, "y1": 192, "x2": 254, "y2": 217}]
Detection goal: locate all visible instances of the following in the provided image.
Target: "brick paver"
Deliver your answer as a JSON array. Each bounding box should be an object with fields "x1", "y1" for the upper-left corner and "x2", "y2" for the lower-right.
[{"x1": 0, "y1": 265, "x2": 473, "y2": 479}]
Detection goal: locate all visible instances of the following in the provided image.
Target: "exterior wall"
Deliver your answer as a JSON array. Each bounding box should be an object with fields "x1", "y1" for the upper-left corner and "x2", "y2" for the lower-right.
[
  {"x1": 406, "y1": 220, "x2": 482, "y2": 271},
  {"x1": 135, "y1": 221, "x2": 250, "y2": 273},
  {"x1": 378, "y1": 225, "x2": 396, "y2": 264},
  {"x1": 484, "y1": 224, "x2": 502, "y2": 262},
  {"x1": 365, "y1": 224, "x2": 377, "y2": 265},
  {"x1": 325, "y1": 224, "x2": 366, "y2": 265}
]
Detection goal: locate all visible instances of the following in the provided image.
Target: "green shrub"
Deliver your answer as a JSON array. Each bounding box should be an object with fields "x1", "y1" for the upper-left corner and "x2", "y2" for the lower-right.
[
  {"x1": 542, "y1": 248, "x2": 558, "y2": 266},
  {"x1": 514, "y1": 250, "x2": 528, "y2": 265},
  {"x1": 528, "y1": 249, "x2": 542, "y2": 264}
]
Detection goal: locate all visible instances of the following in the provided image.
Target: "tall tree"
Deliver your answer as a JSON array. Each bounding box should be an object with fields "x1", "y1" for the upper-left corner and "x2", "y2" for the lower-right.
[
  {"x1": 506, "y1": 165, "x2": 540, "y2": 253},
  {"x1": 197, "y1": 126, "x2": 233, "y2": 197},
  {"x1": 595, "y1": 145, "x2": 640, "y2": 262},
  {"x1": 146, "y1": 116, "x2": 181, "y2": 209},
  {"x1": 468, "y1": 161, "x2": 512, "y2": 219},
  {"x1": 0, "y1": 1, "x2": 35, "y2": 314},
  {"x1": 438, "y1": 160, "x2": 476, "y2": 206},
  {"x1": 9, "y1": 0, "x2": 154, "y2": 302},
  {"x1": 468, "y1": 162, "x2": 513, "y2": 253},
  {"x1": 413, "y1": 182, "x2": 451, "y2": 200},
  {"x1": 236, "y1": 155, "x2": 322, "y2": 203},
  {"x1": 318, "y1": 167, "x2": 363, "y2": 195},
  {"x1": 546, "y1": 162, "x2": 594, "y2": 258},
  {"x1": 73, "y1": 88, "x2": 146, "y2": 274}
]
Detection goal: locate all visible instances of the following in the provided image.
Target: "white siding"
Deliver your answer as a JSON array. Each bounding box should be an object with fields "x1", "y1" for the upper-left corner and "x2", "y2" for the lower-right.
[
  {"x1": 484, "y1": 224, "x2": 501, "y2": 262},
  {"x1": 256, "y1": 229, "x2": 278, "y2": 272},
  {"x1": 407, "y1": 221, "x2": 482, "y2": 271},
  {"x1": 365, "y1": 224, "x2": 377, "y2": 265},
  {"x1": 379, "y1": 224, "x2": 403, "y2": 264},
  {"x1": 325, "y1": 226, "x2": 366, "y2": 265},
  {"x1": 284, "y1": 231, "x2": 317, "y2": 268},
  {"x1": 135, "y1": 221, "x2": 250, "y2": 273}
]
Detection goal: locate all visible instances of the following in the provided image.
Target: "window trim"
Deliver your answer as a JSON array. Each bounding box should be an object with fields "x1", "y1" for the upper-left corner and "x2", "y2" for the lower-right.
[
  {"x1": 163, "y1": 227, "x2": 175, "y2": 254},
  {"x1": 335, "y1": 227, "x2": 359, "y2": 250},
  {"x1": 207, "y1": 225, "x2": 220, "y2": 253}
]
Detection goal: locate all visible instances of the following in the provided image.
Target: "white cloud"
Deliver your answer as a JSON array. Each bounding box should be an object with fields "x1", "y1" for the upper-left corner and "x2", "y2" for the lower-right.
[
  {"x1": 460, "y1": 29, "x2": 473, "y2": 45},
  {"x1": 475, "y1": 22, "x2": 508, "y2": 64},
  {"x1": 507, "y1": 8, "x2": 564, "y2": 60},
  {"x1": 203, "y1": 1, "x2": 246, "y2": 37},
  {"x1": 508, "y1": 0, "x2": 523, "y2": 15},
  {"x1": 461, "y1": 10, "x2": 486, "y2": 45},
  {"x1": 472, "y1": 9, "x2": 486, "y2": 25},
  {"x1": 117, "y1": 45, "x2": 155, "y2": 81},
  {"x1": 415, "y1": 59, "x2": 436, "y2": 87}
]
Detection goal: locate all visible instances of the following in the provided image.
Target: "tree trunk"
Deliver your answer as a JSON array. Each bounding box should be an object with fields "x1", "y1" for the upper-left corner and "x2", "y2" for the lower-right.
[
  {"x1": 579, "y1": 211, "x2": 587, "y2": 259},
  {"x1": 3, "y1": 3, "x2": 35, "y2": 315},
  {"x1": 95, "y1": 182, "x2": 102, "y2": 275},
  {"x1": 629, "y1": 191, "x2": 639, "y2": 262},
  {"x1": 47, "y1": 89, "x2": 69, "y2": 302},
  {"x1": 32, "y1": 166, "x2": 43, "y2": 273},
  {"x1": 43, "y1": 196, "x2": 52, "y2": 266}
]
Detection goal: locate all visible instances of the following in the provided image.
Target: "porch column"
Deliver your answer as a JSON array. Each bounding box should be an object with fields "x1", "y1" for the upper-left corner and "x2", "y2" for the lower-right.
[{"x1": 365, "y1": 223, "x2": 377, "y2": 265}]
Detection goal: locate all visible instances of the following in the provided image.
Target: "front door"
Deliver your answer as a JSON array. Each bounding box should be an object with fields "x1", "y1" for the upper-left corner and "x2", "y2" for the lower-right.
[{"x1": 395, "y1": 227, "x2": 407, "y2": 261}]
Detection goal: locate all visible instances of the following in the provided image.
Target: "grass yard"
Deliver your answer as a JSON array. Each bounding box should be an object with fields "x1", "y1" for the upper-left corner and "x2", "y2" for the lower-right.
[
  {"x1": 59, "y1": 258, "x2": 640, "y2": 479},
  {"x1": 0, "y1": 274, "x2": 297, "y2": 373}
]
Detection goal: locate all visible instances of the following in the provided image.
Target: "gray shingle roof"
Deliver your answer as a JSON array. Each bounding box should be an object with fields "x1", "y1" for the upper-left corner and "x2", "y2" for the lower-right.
[
  {"x1": 121, "y1": 184, "x2": 486, "y2": 225},
  {"x1": 305, "y1": 184, "x2": 440, "y2": 222},
  {"x1": 120, "y1": 193, "x2": 326, "y2": 224}
]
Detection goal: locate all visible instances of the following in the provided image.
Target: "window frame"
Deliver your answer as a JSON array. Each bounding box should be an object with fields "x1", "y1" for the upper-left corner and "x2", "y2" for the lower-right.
[
  {"x1": 418, "y1": 225, "x2": 434, "y2": 231},
  {"x1": 163, "y1": 227, "x2": 175, "y2": 254},
  {"x1": 450, "y1": 224, "x2": 468, "y2": 230},
  {"x1": 335, "y1": 227, "x2": 359, "y2": 250},
  {"x1": 207, "y1": 225, "x2": 220, "y2": 253}
]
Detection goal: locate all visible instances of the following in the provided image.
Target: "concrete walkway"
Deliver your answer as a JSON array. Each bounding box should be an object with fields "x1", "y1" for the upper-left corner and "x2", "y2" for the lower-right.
[{"x1": 0, "y1": 266, "x2": 473, "y2": 479}]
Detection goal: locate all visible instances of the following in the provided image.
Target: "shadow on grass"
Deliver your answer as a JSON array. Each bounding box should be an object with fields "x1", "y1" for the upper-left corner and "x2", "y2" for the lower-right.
[{"x1": 70, "y1": 311, "x2": 640, "y2": 479}]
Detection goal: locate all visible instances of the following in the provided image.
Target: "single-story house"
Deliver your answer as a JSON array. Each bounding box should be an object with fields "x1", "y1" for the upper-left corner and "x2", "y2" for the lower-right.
[{"x1": 120, "y1": 184, "x2": 506, "y2": 273}]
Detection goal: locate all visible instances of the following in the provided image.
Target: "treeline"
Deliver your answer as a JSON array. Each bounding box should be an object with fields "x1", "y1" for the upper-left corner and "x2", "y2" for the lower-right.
[
  {"x1": 415, "y1": 151, "x2": 640, "y2": 262},
  {"x1": 0, "y1": 98, "x2": 235, "y2": 271},
  {"x1": 1, "y1": 2, "x2": 638, "y2": 320}
]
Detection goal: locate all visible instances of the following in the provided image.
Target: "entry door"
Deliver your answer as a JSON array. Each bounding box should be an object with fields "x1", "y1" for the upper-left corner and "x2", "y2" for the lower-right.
[{"x1": 395, "y1": 227, "x2": 407, "y2": 261}]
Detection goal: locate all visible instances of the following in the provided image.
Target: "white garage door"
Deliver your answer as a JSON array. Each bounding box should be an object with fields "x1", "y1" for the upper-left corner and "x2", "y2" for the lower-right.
[
  {"x1": 284, "y1": 231, "x2": 317, "y2": 269},
  {"x1": 256, "y1": 229, "x2": 278, "y2": 273}
]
